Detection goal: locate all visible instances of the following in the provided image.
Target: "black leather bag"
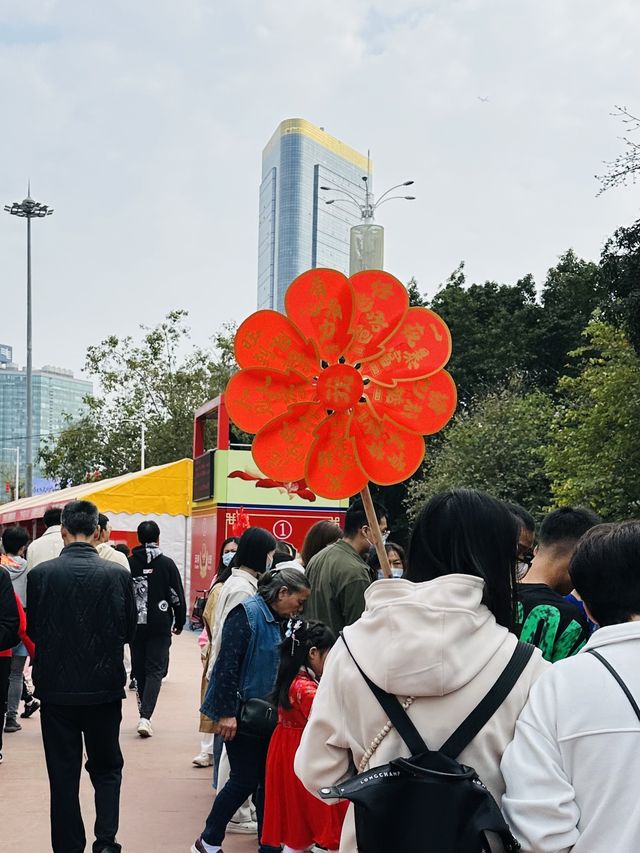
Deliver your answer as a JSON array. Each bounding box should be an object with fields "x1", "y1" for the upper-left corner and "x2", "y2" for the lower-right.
[
  {"x1": 237, "y1": 697, "x2": 278, "y2": 739},
  {"x1": 320, "y1": 637, "x2": 534, "y2": 853}
]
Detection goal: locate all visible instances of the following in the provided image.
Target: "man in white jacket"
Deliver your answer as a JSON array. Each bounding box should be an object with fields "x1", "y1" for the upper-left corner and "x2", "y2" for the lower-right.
[
  {"x1": 26, "y1": 507, "x2": 64, "y2": 569},
  {"x1": 96, "y1": 514, "x2": 130, "y2": 571},
  {"x1": 502, "y1": 520, "x2": 640, "y2": 853}
]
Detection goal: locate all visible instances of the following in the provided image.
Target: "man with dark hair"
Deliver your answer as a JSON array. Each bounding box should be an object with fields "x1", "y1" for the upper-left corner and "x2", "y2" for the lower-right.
[
  {"x1": 305, "y1": 498, "x2": 388, "y2": 635},
  {"x1": 129, "y1": 519, "x2": 186, "y2": 738},
  {"x1": 503, "y1": 521, "x2": 640, "y2": 852},
  {"x1": 505, "y1": 502, "x2": 536, "y2": 579},
  {"x1": 1, "y1": 525, "x2": 38, "y2": 732},
  {"x1": 26, "y1": 506, "x2": 64, "y2": 570},
  {"x1": 516, "y1": 506, "x2": 600, "y2": 661},
  {"x1": 27, "y1": 500, "x2": 136, "y2": 853},
  {"x1": 96, "y1": 514, "x2": 130, "y2": 571}
]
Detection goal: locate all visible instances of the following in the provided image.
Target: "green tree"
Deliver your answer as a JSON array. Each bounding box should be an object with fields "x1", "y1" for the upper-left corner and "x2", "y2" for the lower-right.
[
  {"x1": 599, "y1": 218, "x2": 640, "y2": 353},
  {"x1": 406, "y1": 276, "x2": 427, "y2": 307},
  {"x1": 544, "y1": 321, "x2": 640, "y2": 519},
  {"x1": 40, "y1": 312, "x2": 238, "y2": 485},
  {"x1": 429, "y1": 264, "x2": 540, "y2": 406},
  {"x1": 534, "y1": 250, "x2": 603, "y2": 386},
  {"x1": 407, "y1": 386, "x2": 554, "y2": 520}
]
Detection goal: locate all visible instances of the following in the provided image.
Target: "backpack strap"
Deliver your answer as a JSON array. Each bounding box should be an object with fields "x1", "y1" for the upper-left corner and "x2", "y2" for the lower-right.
[
  {"x1": 440, "y1": 640, "x2": 534, "y2": 759},
  {"x1": 586, "y1": 649, "x2": 640, "y2": 723},
  {"x1": 341, "y1": 634, "x2": 430, "y2": 755}
]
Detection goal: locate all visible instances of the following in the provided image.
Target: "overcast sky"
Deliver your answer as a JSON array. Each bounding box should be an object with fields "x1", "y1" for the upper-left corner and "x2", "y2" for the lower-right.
[{"x1": 1, "y1": 0, "x2": 639, "y2": 376}]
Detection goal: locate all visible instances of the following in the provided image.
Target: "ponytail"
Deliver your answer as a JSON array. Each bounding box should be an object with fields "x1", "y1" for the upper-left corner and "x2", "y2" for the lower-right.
[{"x1": 273, "y1": 620, "x2": 335, "y2": 710}]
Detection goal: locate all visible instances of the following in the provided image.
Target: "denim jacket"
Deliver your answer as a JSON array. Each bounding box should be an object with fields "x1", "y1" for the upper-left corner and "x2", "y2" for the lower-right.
[{"x1": 238, "y1": 594, "x2": 281, "y2": 702}]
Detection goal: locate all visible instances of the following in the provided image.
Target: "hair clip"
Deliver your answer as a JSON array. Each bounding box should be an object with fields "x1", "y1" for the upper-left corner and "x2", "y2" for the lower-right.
[{"x1": 285, "y1": 618, "x2": 304, "y2": 655}]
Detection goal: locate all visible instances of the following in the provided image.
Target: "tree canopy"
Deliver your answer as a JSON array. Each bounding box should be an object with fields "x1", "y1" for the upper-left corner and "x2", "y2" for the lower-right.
[
  {"x1": 40, "y1": 311, "x2": 237, "y2": 485},
  {"x1": 544, "y1": 321, "x2": 640, "y2": 520}
]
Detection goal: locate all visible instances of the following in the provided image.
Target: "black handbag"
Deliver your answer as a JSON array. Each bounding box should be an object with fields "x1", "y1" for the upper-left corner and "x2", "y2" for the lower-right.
[
  {"x1": 237, "y1": 696, "x2": 278, "y2": 739},
  {"x1": 190, "y1": 589, "x2": 208, "y2": 628},
  {"x1": 320, "y1": 637, "x2": 534, "y2": 853}
]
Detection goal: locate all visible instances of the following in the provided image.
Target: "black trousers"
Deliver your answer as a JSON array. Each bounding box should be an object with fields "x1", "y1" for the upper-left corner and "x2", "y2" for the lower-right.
[
  {"x1": 0, "y1": 657, "x2": 10, "y2": 753},
  {"x1": 130, "y1": 629, "x2": 171, "y2": 720},
  {"x1": 40, "y1": 700, "x2": 124, "y2": 853},
  {"x1": 203, "y1": 732, "x2": 279, "y2": 853}
]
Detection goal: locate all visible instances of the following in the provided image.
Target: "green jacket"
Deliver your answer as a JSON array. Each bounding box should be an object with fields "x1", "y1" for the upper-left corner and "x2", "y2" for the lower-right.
[{"x1": 305, "y1": 539, "x2": 371, "y2": 636}]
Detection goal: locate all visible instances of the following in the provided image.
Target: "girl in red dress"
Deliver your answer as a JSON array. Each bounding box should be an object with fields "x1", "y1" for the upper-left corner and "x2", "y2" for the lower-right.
[{"x1": 262, "y1": 620, "x2": 347, "y2": 853}]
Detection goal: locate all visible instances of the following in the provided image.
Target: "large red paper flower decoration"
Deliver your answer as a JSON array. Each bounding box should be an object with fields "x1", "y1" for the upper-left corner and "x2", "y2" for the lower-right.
[{"x1": 225, "y1": 269, "x2": 457, "y2": 499}]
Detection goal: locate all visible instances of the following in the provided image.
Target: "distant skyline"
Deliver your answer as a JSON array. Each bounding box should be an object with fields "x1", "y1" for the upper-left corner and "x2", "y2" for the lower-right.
[{"x1": 1, "y1": 0, "x2": 639, "y2": 377}]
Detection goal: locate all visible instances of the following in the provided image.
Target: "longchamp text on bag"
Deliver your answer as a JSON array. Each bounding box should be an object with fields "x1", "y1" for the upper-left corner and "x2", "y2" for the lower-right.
[{"x1": 320, "y1": 637, "x2": 534, "y2": 853}]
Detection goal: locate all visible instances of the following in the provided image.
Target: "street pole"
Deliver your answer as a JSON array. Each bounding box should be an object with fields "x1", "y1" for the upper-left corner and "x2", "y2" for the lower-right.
[
  {"x1": 4, "y1": 187, "x2": 54, "y2": 498},
  {"x1": 15, "y1": 447, "x2": 20, "y2": 501},
  {"x1": 141, "y1": 422, "x2": 146, "y2": 471},
  {"x1": 26, "y1": 216, "x2": 33, "y2": 497}
]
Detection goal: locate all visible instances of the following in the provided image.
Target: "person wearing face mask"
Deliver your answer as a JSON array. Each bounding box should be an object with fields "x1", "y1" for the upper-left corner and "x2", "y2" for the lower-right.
[
  {"x1": 305, "y1": 498, "x2": 388, "y2": 637},
  {"x1": 193, "y1": 568, "x2": 311, "y2": 853},
  {"x1": 193, "y1": 537, "x2": 240, "y2": 769},
  {"x1": 367, "y1": 541, "x2": 407, "y2": 581}
]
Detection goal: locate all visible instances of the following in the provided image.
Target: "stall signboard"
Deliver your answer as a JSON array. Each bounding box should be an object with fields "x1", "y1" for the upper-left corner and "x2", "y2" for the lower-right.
[{"x1": 189, "y1": 447, "x2": 347, "y2": 603}]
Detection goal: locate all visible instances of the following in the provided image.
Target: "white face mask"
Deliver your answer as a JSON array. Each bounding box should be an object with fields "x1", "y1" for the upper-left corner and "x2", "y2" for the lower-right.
[{"x1": 222, "y1": 551, "x2": 235, "y2": 567}]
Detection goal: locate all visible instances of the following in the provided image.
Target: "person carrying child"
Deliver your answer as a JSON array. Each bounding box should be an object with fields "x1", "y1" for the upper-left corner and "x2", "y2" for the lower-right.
[{"x1": 262, "y1": 619, "x2": 347, "y2": 853}]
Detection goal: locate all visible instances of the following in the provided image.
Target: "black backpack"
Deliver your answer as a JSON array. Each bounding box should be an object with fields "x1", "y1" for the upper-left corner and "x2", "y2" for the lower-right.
[{"x1": 319, "y1": 637, "x2": 533, "y2": 853}]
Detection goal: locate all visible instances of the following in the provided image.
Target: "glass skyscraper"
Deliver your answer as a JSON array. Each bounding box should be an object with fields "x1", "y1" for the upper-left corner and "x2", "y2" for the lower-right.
[
  {"x1": 258, "y1": 118, "x2": 372, "y2": 311},
  {"x1": 0, "y1": 349, "x2": 92, "y2": 487}
]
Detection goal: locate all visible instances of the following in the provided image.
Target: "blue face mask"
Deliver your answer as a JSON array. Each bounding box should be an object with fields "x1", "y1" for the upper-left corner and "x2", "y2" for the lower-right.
[
  {"x1": 377, "y1": 567, "x2": 404, "y2": 579},
  {"x1": 265, "y1": 557, "x2": 273, "y2": 572},
  {"x1": 222, "y1": 551, "x2": 235, "y2": 567}
]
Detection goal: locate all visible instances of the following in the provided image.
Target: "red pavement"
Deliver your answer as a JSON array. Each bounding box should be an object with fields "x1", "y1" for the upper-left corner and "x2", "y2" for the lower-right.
[{"x1": 0, "y1": 632, "x2": 255, "y2": 853}]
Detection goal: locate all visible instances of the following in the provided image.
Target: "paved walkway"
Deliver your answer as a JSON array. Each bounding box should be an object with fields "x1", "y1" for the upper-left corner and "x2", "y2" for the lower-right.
[{"x1": 1, "y1": 632, "x2": 255, "y2": 853}]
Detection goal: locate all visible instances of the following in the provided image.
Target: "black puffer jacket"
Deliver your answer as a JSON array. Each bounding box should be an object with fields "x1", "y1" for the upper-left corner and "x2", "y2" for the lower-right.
[
  {"x1": 128, "y1": 546, "x2": 187, "y2": 635},
  {"x1": 27, "y1": 542, "x2": 137, "y2": 705}
]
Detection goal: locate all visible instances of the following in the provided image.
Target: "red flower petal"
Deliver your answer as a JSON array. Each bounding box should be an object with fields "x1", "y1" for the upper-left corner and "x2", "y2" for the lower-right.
[
  {"x1": 363, "y1": 307, "x2": 452, "y2": 385},
  {"x1": 350, "y1": 407, "x2": 425, "y2": 486},
  {"x1": 344, "y1": 270, "x2": 409, "y2": 364},
  {"x1": 252, "y1": 402, "x2": 326, "y2": 483},
  {"x1": 366, "y1": 370, "x2": 457, "y2": 435},
  {"x1": 285, "y1": 269, "x2": 354, "y2": 363},
  {"x1": 305, "y1": 413, "x2": 368, "y2": 499},
  {"x1": 226, "y1": 370, "x2": 316, "y2": 434},
  {"x1": 234, "y1": 310, "x2": 319, "y2": 379}
]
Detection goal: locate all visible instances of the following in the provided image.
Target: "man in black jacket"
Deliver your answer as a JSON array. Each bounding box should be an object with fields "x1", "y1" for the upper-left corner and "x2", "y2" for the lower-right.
[
  {"x1": 129, "y1": 519, "x2": 186, "y2": 738},
  {"x1": 27, "y1": 500, "x2": 136, "y2": 853}
]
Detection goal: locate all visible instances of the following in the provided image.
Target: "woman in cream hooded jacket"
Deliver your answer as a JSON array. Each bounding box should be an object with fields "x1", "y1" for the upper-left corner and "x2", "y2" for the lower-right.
[{"x1": 295, "y1": 489, "x2": 548, "y2": 853}]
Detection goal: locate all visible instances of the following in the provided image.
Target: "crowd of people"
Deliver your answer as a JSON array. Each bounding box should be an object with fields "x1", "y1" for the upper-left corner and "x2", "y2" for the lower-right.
[{"x1": 1, "y1": 488, "x2": 639, "y2": 853}]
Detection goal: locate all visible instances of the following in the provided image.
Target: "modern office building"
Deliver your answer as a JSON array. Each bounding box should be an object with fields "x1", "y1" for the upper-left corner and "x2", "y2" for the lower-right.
[
  {"x1": 0, "y1": 351, "x2": 92, "y2": 487},
  {"x1": 258, "y1": 118, "x2": 372, "y2": 311}
]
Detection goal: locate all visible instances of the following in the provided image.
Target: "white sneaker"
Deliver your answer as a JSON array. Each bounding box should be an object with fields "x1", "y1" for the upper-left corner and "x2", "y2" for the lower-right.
[
  {"x1": 137, "y1": 718, "x2": 153, "y2": 738},
  {"x1": 226, "y1": 819, "x2": 257, "y2": 835},
  {"x1": 192, "y1": 751, "x2": 213, "y2": 767}
]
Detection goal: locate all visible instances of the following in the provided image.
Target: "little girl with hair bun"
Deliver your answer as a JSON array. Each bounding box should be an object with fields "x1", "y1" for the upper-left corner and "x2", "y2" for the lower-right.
[{"x1": 262, "y1": 619, "x2": 347, "y2": 853}]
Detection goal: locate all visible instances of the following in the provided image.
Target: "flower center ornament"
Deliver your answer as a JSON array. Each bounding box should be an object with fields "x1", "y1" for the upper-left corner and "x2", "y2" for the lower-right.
[
  {"x1": 316, "y1": 364, "x2": 364, "y2": 412},
  {"x1": 224, "y1": 268, "x2": 457, "y2": 500}
]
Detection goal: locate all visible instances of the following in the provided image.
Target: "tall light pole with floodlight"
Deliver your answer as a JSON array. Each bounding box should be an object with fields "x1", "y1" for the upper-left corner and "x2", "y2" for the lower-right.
[
  {"x1": 4, "y1": 185, "x2": 54, "y2": 497},
  {"x1": 320, "y1": 175, "x2": 415, "y2": 273}
]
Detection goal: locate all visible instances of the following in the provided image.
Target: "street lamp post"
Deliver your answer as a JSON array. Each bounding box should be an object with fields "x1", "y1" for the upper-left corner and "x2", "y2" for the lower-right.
[
  {"x1": 321, "y1": 177, "x2": 415, "y2": 274},
  {"x1": 4, "y1": 185, "x2": 54, "y2": 497}
]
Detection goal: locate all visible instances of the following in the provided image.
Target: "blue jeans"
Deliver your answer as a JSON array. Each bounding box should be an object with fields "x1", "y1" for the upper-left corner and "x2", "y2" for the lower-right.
[{"x1": 202, "y1": 732, "x2": 278, "y2": 852}]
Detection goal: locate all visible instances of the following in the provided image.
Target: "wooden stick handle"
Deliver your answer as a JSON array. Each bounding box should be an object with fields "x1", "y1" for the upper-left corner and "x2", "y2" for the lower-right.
[{"x1": 360, "y1": 484, "x2": 391, "y2": 579}]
